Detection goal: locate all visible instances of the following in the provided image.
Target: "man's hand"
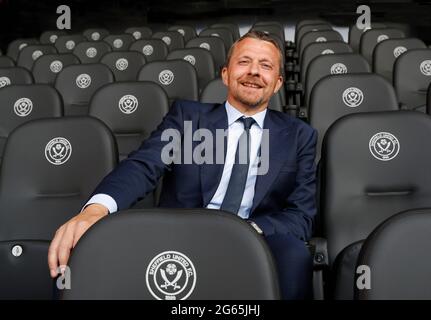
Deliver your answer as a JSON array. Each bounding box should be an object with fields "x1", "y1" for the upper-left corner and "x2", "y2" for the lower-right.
[{"x1": 47, "y1": 204, "x2": 109, "y2": 278}]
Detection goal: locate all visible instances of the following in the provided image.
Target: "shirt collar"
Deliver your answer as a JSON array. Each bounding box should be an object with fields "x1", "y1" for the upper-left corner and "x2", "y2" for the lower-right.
[{"x1": 225, "y1": 100, "x2": 267, "y2": 129}]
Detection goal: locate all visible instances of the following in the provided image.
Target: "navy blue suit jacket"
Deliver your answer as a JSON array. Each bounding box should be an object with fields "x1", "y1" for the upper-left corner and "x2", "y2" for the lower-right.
[{"x1": 92, "y1": 100, "x2": 317, "y2": 241}]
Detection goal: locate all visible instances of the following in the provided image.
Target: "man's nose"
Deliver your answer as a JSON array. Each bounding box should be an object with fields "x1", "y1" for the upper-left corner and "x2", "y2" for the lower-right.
[{"x1": 248, "y1": 61, "x2": 260, "y2": 76}]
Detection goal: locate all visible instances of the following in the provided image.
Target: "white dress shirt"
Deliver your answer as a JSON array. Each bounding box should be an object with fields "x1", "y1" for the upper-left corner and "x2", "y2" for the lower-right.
[{"x1": 84, "y1": 101, "x2": 267, "y2": 219}]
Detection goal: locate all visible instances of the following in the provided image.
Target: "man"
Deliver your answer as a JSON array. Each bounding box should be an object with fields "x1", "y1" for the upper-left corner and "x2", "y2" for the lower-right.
[{"x1": 48, "y1": 31, "x2": 317, "y2": 299}]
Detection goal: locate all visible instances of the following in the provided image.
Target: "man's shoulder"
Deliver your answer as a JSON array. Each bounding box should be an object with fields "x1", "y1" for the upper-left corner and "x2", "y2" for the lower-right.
[
  {"x1": 171, "y1": 99, "x2": 222, "y2": 115},
  {"x1": 267, "y1": 109, "x2": 316, "y2": 134}
]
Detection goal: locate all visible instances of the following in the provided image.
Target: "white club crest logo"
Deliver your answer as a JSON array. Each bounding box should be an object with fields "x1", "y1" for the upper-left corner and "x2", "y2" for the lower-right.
[
  {"x1": 316, "y1": 37, "x2": 327, "y2": 42},
  {"x1": 162, "y1": 36, "x2": 171, "y2": 46},
  {"x1": 142, "y1": 45, "x2": 154, "y2": 56},
  {"x1": 159, "y1": 70, "x2": 174, "y2": 85},
  {"x1": 115, "y1": 58, "x2": 129, "y2": 71},
  {"x1": 146, "y1": 251, "x2": 196, "y2": 300},
  {"x1": 11, "y1": 245, "x2": 23, "y2": 257},
  {"x1": 76, "y1": 74, "x2": 91, "y2": 89},
  {"x1": 393, "y1": 46, "x2": 407, "y2": 58},
  {"x1": 0, "y1": 76, "x2": 11, "y2": 88},
  {"x1": 19, "y1": 43, "x2": 28, "y2": 51},
  {"x1": 330, "y1": 63, "x2": 348, "y2": 74},
  {"x1": 14, "y1": 97, "x2": 33, "y2": 117},
  {"x1": 342, "y1": 87, "x2": 364, "y2": 108},
  {"x1": 118, "y1": 95, "x2": 138, "y2": 114},
  {"x1": 113, "y1": 39, "x2": 123, "y2": 48},
  {"x1": 199, "y1": 42, "x2": 211, "y2": 51},
  {"x1": 50, "y1": 60, "x2": 63, "y2": 73},
  {"x1": 66, "y1": 40, "x2": 75, "y2": 50},
  {"x1": 86, "y1": 47, "x2": 98, "y2": 58},
  {"x1": 45, "y1": 137, "x2": 72, "y2": 165},
  {"x1": 133, "y1": 31, "x2": 142, "y2": 40},
  {"x1": 420, "y1": 60, "x2": 431, "y2": 76},
  {"x1": 49, "y1": 35, "x2": 58, "y2": 43},
  {"x1": 32, "y1": 50, "x2": 43, "y2": 61},
  {"x1": 183, "y1": 55, "x2": 196, "y2": 65},
  {"x1": 177, "y1": 29, "x2": 185, "y2": 36},
  {"x1": 369, "y1": 132, "x2": 400, "y2": 161},
  {"x1": 322, "y1": 49, "x2": 334, "y2": 55},
  {"x1": 91, "y1": 32, "x2": 100, "y2": 41},
  {"x1": 377, "y1": 34, "x2": 389, "y2": 43}
]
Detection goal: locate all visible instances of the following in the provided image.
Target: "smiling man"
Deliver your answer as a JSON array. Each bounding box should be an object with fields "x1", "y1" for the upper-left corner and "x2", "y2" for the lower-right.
[{"x1": 48, "y1": 31, "x2": 318, "y2": 300}]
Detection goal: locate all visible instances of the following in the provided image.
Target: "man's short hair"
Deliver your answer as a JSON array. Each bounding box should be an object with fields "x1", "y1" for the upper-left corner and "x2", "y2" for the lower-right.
[{"x1": 224, "y1": 30, "x2": 284, "y2": 75}]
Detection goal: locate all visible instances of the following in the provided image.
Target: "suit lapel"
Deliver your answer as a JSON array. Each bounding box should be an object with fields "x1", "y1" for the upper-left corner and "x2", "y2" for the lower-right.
[
  {"x1": 200, "y1": 103, "x2": 228, "y2": 206},
  {"x1": 251, "y1": 110, "x2": 291, "y2": 212}
]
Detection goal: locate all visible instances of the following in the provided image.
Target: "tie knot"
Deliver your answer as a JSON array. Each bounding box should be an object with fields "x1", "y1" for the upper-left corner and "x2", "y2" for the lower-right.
[{"x1": 240, "y1": 117, "x2": 255, "y2": 130}]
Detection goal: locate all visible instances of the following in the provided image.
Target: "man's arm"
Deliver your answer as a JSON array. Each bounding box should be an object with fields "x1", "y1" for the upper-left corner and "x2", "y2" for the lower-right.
[
  {"x1": 48, "y1": 101, "x2": 186, "y2": 277},
  {"x1": 251, "y1": 125, "x2": 317, "y2": 241}
]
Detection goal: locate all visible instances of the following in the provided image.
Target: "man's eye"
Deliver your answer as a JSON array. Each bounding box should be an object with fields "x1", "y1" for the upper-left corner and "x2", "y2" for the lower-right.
[
  {"x1": 262, "y1": 64, "x2": 272, "y2": 69},
  {"x1": 239, "y1": 60, "x2": 249, "y2": 65}
]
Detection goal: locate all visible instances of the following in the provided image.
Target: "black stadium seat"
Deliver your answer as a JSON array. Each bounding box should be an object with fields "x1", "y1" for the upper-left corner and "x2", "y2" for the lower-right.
[
  {"x1": 39, "y1": 30, "x2": 67, "y2": 45},
  {"x1": 32, "y1": 54, "x2": 80, "y2": 84},
  {"x1": 152, "y1": 31, "x2": 185, "y2": 51},
  {"x1": 296, "y1": 19, "x2": 328, "y2": 33},
  {"x1": 0, "y1": 67, "x2": 33, "y2": 88},
  {"x1": 296, "y1": 23, "x2": 332, "y2": 46},
  {"x1": 100, "y1": 51, "x2": 147, "y2": 81},
  {"x1": 200, "y1": 77, "x2": 286, "y2": 113},
  {"x1": 394, "y1": 48, "x2": 431, "y2": 111},
  {"x1": 125, "y1": 26, "x2": 153, "y2": 40},
  {"x1": 186, "y1": 37, "x2": 226, "y2": 76},
  {"x1": 0, "y1": 117, "x2": 117, "y2": 239},
  {"x1": 373, "y1": 38, "x2": 427, "y2": 83},
  {"x1": 319, "y1": 111, "x2": 431, "y2": 299},
  {"x1": 359, "y1": 28, "x2": 406, "y2": 64},
  {"x1": 0, "y1": 241, "x2": 53, "y2": 299},
  {"x1": 0, "y1": 117, "x2": 117, "y2": 299},
  {"x1": 298, "y1": 30, "x2": 343, "y2": 61},
  {"x1": 0, "y1": 56, "x2": 15, "y2": 67},
  {"x1": 300, "y1": 41, "x2": 353, "y2": 82},
  {"x1": 199, "y1": 27, "x2": 234, "y2": 53},
  {"x1": 129, "y1": 39, "x2": 169, "y2": 62},
  {"x1": 252, "y1": 25, "x2": 285, "y2": 43},
  {"x1": 55, "y1": 64, "x2": 114, "y2": 115},
  {"x1": 348, "y1": 23, "x2": 387, "y2": 52},
  {"x1": 61, "y1": 209, "x2": 280, "y2": 299},
  {"x1": 0, "y1": 84, "x2": 63, "y2": 162},
  {"x1": 309, "y1": 73, "x2": 399, "y2": 162},
  {"x1": 138, "y1": 60, "x2": 199, "y2": 103},
  {"x1": 103, "y1": 34, "x2": 135, "y2": 51},
  {"x1": 89, "y1": 81, "x2": 169, "y2": 160},
  {"x1": 73, "y1": 41, "x2": 112, "y2": 63},
  {"x1": 55, "y1": 35, "x2": 86, "y2": 53},
  {"x1": 7, "y1": 38, "x2": 39, "y2": 62},
  {"x1": 167, "y1": 48, "x2": 215, "y2": 92},
  {"x1": 304, "y1": 53, "x2": 371, "y2": 106},
  {"x1": 356, "y1": 208, "x2": 431, "y2": 300},
  {"x1": 211, "y1": 22, "x2": 240, "y2": 40},
  {"x1": 168, "y1": 25, "x2": 197, "y2": 43},
  {"x1": 428, "y1": 82, "x2": 431, "y2": 114},
  {"x1": 16, "y1": 45, "x2": 57, "y2": 71},
  {"x1": 83, "y1": 28, "x2": 110, "y2": 42}
]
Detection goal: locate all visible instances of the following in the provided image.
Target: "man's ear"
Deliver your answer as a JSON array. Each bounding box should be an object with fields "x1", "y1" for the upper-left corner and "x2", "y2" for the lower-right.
[
  {"x1": 273, "y1": 75, "x2": 284, "y2": 94},
  {"x1": 221, "y1": 66, "x2": 229, "y2": 86}
]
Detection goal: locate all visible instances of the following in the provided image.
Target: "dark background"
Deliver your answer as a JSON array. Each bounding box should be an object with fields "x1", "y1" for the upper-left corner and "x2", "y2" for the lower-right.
[{"x1": 0, "y1": 0, "x2": 430, "y2": 51}]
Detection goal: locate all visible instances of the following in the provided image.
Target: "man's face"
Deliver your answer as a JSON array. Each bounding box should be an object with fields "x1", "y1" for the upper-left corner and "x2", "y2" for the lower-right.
[{"x1": 222, "y1": 37, "x2": 283, "y2": 111}]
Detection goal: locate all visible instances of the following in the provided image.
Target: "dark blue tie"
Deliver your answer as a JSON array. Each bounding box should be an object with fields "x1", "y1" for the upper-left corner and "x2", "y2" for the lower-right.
[{"x1": 220, "y1": 117, "x2": 256, "y2": 214}]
